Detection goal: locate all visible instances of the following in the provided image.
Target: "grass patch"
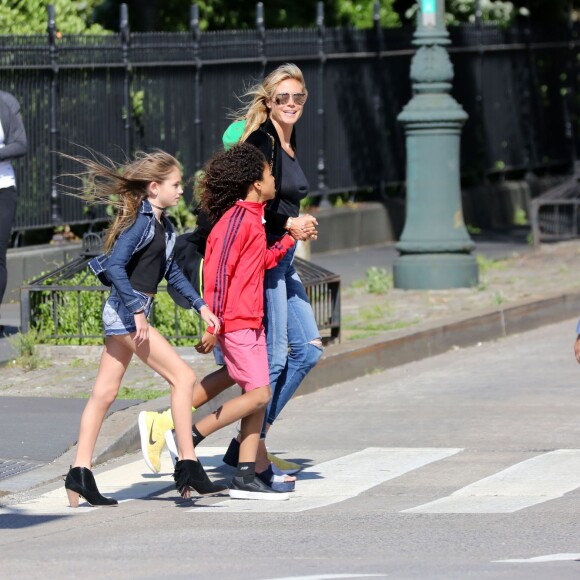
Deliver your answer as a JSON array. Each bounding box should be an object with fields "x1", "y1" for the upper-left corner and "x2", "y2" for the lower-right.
[
  {"x1": 7, "y1": 328, "x2": 51, "y2": 371},
  {"x1": 117, "y1": 386, "x2": 167, "y2": 400},
  {"x1": 350, "y1": 267, "x2": 393, "y2": 294},
  {"x1": 477, "y1": 254, "x2": 507, "y2": 274}
]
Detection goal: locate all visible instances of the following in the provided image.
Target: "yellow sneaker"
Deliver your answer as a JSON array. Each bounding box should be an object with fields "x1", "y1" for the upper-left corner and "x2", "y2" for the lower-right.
[
  {"x1": 267, "y1": 453, "x2": 302, "y2": 475},
  {"x1": 138, "y1": 411, "x2": 174, "y2": 473}
]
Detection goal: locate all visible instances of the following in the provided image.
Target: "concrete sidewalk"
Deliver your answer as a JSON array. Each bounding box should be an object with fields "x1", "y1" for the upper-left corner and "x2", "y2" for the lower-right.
[{"x1": 5, "y1": 232, "x2": 580, "y2": 500}]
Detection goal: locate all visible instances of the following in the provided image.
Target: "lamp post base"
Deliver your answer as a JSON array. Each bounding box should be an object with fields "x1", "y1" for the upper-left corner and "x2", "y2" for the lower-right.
[{"x1": 393, "y1": 253, "x2": 478, "y2": 289}]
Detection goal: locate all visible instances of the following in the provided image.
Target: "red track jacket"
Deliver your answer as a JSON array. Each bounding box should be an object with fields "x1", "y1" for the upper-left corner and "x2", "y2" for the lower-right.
[{"x1": 203, "y1": 200, "x2": 295, "y2": 334}]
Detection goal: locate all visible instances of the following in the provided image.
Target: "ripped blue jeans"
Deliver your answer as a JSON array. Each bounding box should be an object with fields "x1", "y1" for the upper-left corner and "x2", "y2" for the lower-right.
[{"x1": 262, "y1": 242, "x2": 323, "y2": 437}]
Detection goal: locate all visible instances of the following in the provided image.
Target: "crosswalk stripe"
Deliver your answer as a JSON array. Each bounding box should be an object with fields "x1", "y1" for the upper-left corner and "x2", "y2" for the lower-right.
[
  {"x1": 0, "y1": 457, "x2": 177, "y2": 515},
  {"x1": 7, "y1": 448, "x2": 580, "y2": 517},
  {"x1": 404, "y1": 449, "x2": 580, "y2": 514},
  {"x1": 188, "y1": 447, "x2": 463, "y2": 513},
  {"x1": 494, "y1": 553, "x2": 580, "y2": 563}
]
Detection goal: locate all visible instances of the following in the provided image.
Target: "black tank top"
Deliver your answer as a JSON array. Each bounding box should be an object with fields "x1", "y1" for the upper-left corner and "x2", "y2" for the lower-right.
[{"x1": 128, "y1": 219, "x2": 166, "y2": 294}]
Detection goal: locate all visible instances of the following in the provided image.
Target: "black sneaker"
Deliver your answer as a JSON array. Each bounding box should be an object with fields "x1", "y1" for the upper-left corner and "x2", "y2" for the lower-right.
[{"x1": 228, "y1": 476, "x2": 289, "y2": 501}]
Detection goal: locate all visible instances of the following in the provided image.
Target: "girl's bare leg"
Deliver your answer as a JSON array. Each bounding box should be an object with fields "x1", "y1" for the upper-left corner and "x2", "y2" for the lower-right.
[
  {"x1": 72, "y1": 336, "x2": 133, "y2": 468},
  {"x1": 122, "y1": 326, "x2": 199, "y2": 461}
]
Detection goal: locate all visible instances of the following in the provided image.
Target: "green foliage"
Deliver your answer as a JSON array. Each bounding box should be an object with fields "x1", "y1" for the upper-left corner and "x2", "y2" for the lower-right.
[
  {"x1": 28, "y1": 269, "x2": 202, "y2": 345},
  {"x1": 31, "y1": 271, "x2": 105, "y2": 345},
  {"x1": 94, "y1": 0, "x2": 401, "y2": 31},
  {"x1": 8, "y1": 328, "x2": 51, "y2": 371},
  {"x1": 166, "y1": 197, "x2": 197, "y2": 235},
  {"x1": 335, "y1": 0, "x2": 400, "y2": 28},
  {"x1": 365, "y1": 267, "x2": 392, "y2": 294},
  {"x1": 405, "y1": 0, "x2": 528, "y2": 26},
  {"x1": 117, "y1": 386, "x2": 168, "y2": 400},
  {"x1": 476, "y1": 254, "x2": 507, "y2": 274},
  {"x1": 149, "y1": 286, "x2": 202, "y2": 346},
  {"x1": 0, "y1": 0, "x2": 106, "y2": 34},
  {"x1": 513, "y1": 206, "x2": 528, "y2": 226}
]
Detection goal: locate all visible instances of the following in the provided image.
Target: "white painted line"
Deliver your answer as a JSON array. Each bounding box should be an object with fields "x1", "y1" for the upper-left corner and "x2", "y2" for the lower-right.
[
  {"x1": 260, "y1": 575, "x2": 388, "y2": 580},
  {"x1": 494, "y1": 553, "x2": 580, "y2": 563},
  {"x1": 0, "y1": 447, "x2": 227, "y2": 516},
  {"x1": 189, "y1": 447, "x2": 462, "y2": 513},
  {"x1": 405, "y1": 449, "x2": 580, "y2": 514}
]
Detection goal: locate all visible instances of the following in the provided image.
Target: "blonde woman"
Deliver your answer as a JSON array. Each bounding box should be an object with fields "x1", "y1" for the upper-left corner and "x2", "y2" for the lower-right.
[
  {"x1": 220, "y1": 63, "x2": 323, "y2": 483},
  {"x1": 64, "y1": 150, "x2": 226, "y2": 507},
  {"x1": 140, "y1": 64, "x2": 322, "y2": 491}
]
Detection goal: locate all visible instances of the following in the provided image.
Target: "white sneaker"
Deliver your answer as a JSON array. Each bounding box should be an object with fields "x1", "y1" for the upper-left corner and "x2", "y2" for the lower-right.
[
  {"x1": 228, "y1": 476, "x2": 289, "y2": 500},
  {"x1": 164, "y1": 429, "x2": 179, "y2": 467}
]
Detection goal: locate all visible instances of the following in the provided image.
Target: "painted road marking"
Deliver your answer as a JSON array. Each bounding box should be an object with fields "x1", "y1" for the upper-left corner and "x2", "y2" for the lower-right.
[
  {"x1": 260, "y1": 575, "x2": 388, "y2": 580},
  {"x1": 189, "y1": 447, "x2": 462, "y2": 513},
  {"x1": 404, "y1": 449, "x2": 580, "y2": 514},
  {"x1": 0, "y1": 450, "x2": 182, "y2": 516},
  {"x1": 494, "y1": 553, "x2": 580, "y2": 563}
]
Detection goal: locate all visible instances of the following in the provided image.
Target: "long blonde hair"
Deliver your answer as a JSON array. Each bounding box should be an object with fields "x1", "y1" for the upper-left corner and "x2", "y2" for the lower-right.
[
  {"x1": 63, "y1": 149, "x2": 180, "y2": 253},
  {"x1": 231, "y1": 63, "x2": 307, "y2": 142}
]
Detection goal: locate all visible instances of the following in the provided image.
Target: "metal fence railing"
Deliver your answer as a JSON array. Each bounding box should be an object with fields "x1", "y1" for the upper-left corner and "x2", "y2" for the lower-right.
[
  {"x1": 2, "y1": 7, "x2": 580, "y2": 237},
  {"x1": 20, "y1": 234, "x2": 341, "y2": 344},
  {"x1": 530, "y1": 165, "x2": 580, "y2": 246}
]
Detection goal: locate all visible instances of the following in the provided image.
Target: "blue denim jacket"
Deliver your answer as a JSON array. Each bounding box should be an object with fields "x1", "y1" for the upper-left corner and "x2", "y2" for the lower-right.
[{"x1": 89, "y1": 199, "x2": 206, "y2": 314}]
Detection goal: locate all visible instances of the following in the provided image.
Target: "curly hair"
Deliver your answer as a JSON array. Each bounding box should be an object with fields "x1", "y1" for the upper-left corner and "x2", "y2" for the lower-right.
[{"x1": 198, "y1": 143, "x2": 267, "y2": 225}]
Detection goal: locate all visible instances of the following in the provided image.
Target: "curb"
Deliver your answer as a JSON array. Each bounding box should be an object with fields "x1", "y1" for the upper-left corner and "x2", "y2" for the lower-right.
[{"x1": 3, "y1": 289, "x2": 579, "y2": 498}]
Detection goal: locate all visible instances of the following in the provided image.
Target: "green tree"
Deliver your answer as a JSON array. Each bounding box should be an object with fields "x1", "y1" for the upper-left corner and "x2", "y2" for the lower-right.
[
  {"x1": 94, "y1": 0, "x2": 401, "y2": 31},
  {"x1": 0, "y1": 0, "x2": 105, "y2": 34},
  {"x1": 397, "y1": 0, "x2": 574, "y2": 25},
  {"x1": 334, "y1": 0, "x2": 400, "y2": 27}
]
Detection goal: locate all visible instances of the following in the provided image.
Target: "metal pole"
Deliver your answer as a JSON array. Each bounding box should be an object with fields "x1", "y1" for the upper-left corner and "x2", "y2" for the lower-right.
[
  {"x1": 120, "y1": 3, "x2": 131, "y2": 154},
  {"x1": 256, "y1": 2, "x2": 266, "y2": 79},
  {"x1": 316, "y1": 1, "x2": 330, "y2": 208},
  {"x1": 475, "y1": 0, "x2": 482, "y2": 28},
  {"x1": 191, "y1": 4, "x2": 202, "y2": 171},
  {"x1": 47, "y1": 4, "x2": 62, "y2": 226},
  {"x1": 394, "y1": 0, "x2": 477, "y2": 289},
  {"x1": 372, "y1": 1, "x2": 384, "y2": 201}
]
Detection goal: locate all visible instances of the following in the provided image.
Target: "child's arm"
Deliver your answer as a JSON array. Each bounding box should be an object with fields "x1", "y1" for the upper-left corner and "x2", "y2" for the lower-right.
[
  {"x1": 195, "y1": 330, "x2": 217, "y2": 354},
  {"x1": 264, "y1": 234, "x2": 296, "y2": 270}
]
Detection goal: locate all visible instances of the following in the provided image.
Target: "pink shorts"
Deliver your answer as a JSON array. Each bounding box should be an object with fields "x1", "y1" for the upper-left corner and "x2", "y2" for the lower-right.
[{"x1": 217, "y1": 327, "x2": 270, "y2": 392}]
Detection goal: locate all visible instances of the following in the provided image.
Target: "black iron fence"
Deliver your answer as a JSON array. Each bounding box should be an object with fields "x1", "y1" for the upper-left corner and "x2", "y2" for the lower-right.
[
  {"x1": 20, "y1": 233, "x2": 341, "y2": 344},
  {"x1": 2, "y1": 5, "x2": 580, "y2": 235}
]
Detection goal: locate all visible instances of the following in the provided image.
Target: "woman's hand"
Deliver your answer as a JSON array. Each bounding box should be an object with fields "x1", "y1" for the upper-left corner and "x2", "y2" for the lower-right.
[
  {"x1": 195, "y1": 331, "x2": 217, "y2": 354},
  {"x1": 133, "y1": 311, "x2": 149, "y2": 347},
  {"x1": 287, "y1": 214, "x2": 318, "y2": 241},
  {"x1": 200, "y1": 305, "x2": 221, "y2": 334}
]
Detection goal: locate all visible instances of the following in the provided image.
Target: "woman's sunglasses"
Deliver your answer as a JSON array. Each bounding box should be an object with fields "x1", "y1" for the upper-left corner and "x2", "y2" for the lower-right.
[{"x1": 273, "y1": 92, "x2": 307, "y2": 106}]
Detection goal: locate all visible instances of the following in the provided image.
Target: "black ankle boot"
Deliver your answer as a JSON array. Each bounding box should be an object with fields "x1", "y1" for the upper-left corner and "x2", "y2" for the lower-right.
[
  {"x1": 65, "y1": 466, "x2": 118, "y2": 507},
  {"x1": 173, "y1": 459, "x2": 228, "y2": 498},
  {"x1": 222, "y1": 438, "x2": 240, "y2": 468}
]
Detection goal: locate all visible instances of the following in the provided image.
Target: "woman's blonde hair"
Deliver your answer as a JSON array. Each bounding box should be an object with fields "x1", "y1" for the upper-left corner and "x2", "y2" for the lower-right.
[
  {"x1": 231, "y1": 63, "x2": 307, "y2": 142},
  {"x1": 63, "y1": 149, "x2": 180, "y2": 253}
]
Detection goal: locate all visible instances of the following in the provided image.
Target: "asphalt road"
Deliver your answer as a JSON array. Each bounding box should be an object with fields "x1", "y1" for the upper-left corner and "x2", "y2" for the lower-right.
[{"x1": 1, "y1": 318, "x2": 580, "y2": 579}]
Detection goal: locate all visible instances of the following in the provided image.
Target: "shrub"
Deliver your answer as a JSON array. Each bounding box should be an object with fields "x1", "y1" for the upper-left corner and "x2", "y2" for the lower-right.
[{"x1": 28, "y1": 268, "x2": 201, "y2": 345}]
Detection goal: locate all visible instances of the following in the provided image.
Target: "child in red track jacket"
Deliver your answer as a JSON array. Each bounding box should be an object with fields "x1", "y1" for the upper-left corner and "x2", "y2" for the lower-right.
[{"x1": 196, "y1": 142, "x2": 295, "y2": 500}]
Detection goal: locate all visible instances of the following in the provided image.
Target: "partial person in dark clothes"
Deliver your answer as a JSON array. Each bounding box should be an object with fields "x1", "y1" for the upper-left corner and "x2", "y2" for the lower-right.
[{"x1": 0, "y1": 90, "x2": 27, "y2": 333}]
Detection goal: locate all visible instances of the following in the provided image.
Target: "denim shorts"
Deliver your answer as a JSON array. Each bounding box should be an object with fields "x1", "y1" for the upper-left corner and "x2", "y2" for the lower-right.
[{"x1": 102, "y1": 289, "x2": 154, "y2": 336}]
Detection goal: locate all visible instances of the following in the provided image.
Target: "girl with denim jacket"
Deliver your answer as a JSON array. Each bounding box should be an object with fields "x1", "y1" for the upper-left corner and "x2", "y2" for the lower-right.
[{"x1": 64, "y1": 150, "x2": 227, "y2": 507}]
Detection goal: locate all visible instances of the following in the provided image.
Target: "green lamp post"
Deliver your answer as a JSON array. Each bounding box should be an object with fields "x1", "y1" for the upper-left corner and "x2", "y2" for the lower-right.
[{"x1": 393, "y1": 0, "x2": 478, "y2": 289}]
